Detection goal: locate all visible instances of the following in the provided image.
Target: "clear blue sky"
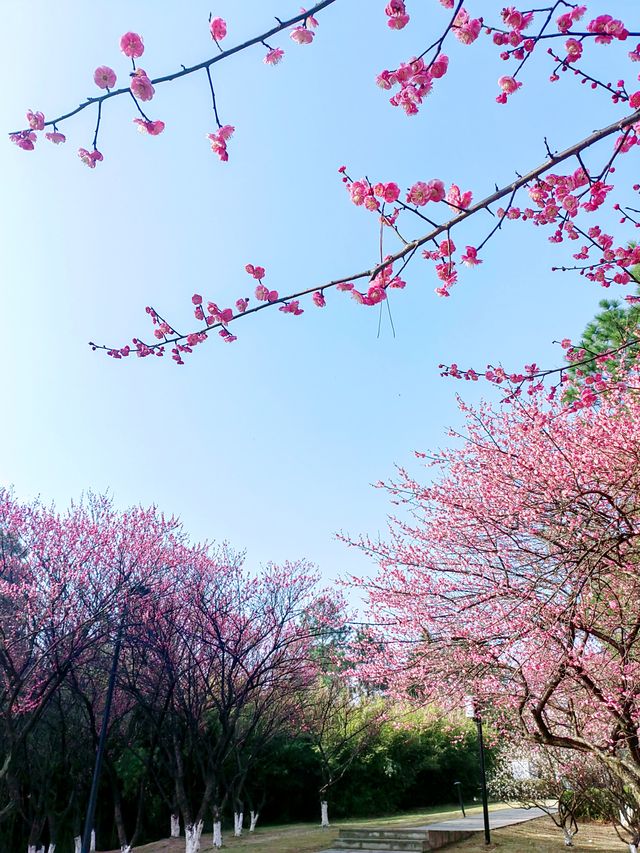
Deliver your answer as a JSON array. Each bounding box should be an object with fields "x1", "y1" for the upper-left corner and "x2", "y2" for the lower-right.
[{"x1": 1, "y1": 1, "x2": 636, "y2": 583}]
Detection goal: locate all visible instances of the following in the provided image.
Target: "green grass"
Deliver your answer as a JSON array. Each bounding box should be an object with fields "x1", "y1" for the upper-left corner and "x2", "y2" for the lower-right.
[{"x1": 102, "y1": 805, "x2": 626, "y2": 852}]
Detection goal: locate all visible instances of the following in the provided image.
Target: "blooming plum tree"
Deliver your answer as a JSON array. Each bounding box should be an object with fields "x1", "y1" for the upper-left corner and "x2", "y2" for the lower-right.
[{"x1": 347, "y1": 367, "x2": 640, "y2": 846}]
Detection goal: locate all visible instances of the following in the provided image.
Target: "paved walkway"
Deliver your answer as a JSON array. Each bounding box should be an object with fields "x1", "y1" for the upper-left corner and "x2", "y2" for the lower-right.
[
  {"x1": 417, "y1": 804, "x2": 553, "y2": 831},
  {"x1": 321, "y1": 806, "x2": 555, "y2": 853}
]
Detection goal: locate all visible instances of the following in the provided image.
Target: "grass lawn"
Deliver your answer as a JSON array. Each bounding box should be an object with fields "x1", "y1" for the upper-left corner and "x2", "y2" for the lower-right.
[{"x1": 102, "y1": 804, "x2": 626, "y2": 852}]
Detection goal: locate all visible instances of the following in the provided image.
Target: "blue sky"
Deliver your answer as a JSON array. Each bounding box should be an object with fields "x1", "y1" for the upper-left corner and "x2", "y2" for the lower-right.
[{"x1": 2, "y1": 0, "x2": 637, "y2": 585}]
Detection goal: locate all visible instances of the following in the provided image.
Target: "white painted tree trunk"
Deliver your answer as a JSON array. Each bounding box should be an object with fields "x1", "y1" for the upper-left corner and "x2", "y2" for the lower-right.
[
  {"x1": 74, "y1": 836, "x2": 81, "y2": 853},
  {"x1": 90, "y1": 830, "x2": 95, "y2": 853},
  {"x1": 320, "y1": 801, "x2": 329, "y2": 827},
  {"x1": 120, "y1": 846, "x2": 131, "y2": 853},
  {"x1": 562, "y1": 827, "x2": 575, "y2": 846},
  {"x1": 47, "y1": 845, "x2": 56, "y2": 853},
  {"x1": 170, "y1": 813, "x2": 181, "y2": 837},
  {"x1": 233, "y1": 811, "x2": 243, "y2": 836},
  {"x1": 629, "y1": 845, "x2": 637, "y2": 853},
  {"x1": 185, "y1": 821, "x2": 203, "y2": 853},
  {"x1": 27, "y1": 846, "x2": 44, "y2": 853},
  {"x1": 212, "y1": 820, "x2": 222, "y2": 849},
  {"x1": 249, "y1": 810, "x2": 259, "y2": 832}
]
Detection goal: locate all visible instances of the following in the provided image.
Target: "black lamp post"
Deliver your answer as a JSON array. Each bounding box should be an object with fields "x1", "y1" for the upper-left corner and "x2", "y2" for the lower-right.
[{"x1": 465, "y1": 698, "x2": 490, "y2": 846}]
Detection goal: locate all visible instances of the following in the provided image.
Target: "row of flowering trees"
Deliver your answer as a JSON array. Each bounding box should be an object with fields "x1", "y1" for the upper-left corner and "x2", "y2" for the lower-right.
[{"x1": 0, "y1": 491, "x2": 348, "y2": 853}]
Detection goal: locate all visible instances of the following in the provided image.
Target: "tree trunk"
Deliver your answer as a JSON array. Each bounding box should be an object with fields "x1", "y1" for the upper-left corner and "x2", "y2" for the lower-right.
[
  {"x1": 320, "y1": 800, "x2": 329, "y2": 827},
  {"x1": 27, "y1": 847, "x2": 44, "y2": 853},
  {"x1": 249, "y1": 810, "x2": 259, "y2": 832},
  {"x1": 562, "y1": 826, "x2": 575, "y2": 846},
  {"x1": 90, "y1": 829, "x2": 96, "y2": 853},
  {"x1": 212, "y1": 820, "x2": 222, "y2": 849},
  {"x1": 233, "y1": 811, "x2": 243, "y2": 837},
  {"x1": 114, "y1": 789, "x2": 129, "y2": 852},
  {"x1": 184, "y1": 821, "x2": 203, "y2": 853},
  {"x1": 74, "y1": 837, "x2": 81, "y2": 853},
  {"x1": 170, "y1": 813, "x2": 181, "y2": 837},
  {"x1": 47, "y1": 846, "x2": 56, "y2": 853}
]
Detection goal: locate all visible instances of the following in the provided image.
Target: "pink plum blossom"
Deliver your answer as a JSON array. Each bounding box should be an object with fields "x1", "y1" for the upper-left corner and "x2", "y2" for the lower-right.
[
  {"x1": 120, "y1": 32, "x2": 145, "y2": 58},
  {"x1": 290, "y1": 27, "x2": 314, "y2": 45},
  {"x1": 386, "y1": 1, "x2": 410, "y2": 30},
  {"x1": 207, "y1": 124, "x2": 235, "y2": 161},
  {"x1": 130, "y1": 69, "x2": 155, "y2": 101},
  {"x1": 133, "y1": 119, "x2": 165, "y2": 135},
  {"x1": 78, "y1": 148, "x2": 104, "y2": 168},
  {"x1": 27, "y1": 110, "x2": 45, "y2": 130},
  {"x1": 45, "y1": 131, "x2": 66, "y2": 144},
  {"x1": 10, "y1": 131, "x2": 37, "y2": 151},
  {"x1": 94, "y1": 66, "x2": 117, "y2": 89},
  {"x1": 210, "y1": 17, "x2": 227, "y2": 41},
  {"x1": 264, "y1": 48, "x2": 285, "y2": 65},
  {"x1": 453, "y1": 9, "x2": 482, "y2": 44},
  {"x1": 406, "y1": 179, "x2": 445, "y2": 206},
  {"x1": 461, "y1": 246, "x2": 482, "y2": 266}
]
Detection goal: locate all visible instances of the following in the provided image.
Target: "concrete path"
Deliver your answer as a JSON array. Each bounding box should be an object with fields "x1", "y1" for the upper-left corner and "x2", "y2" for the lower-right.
[
  {"x1": 417, "y1": 804, "x2": 553, "y2": 831},
  {"x1": 321, "y1": 806, "x2": 554, "y2": 852}
]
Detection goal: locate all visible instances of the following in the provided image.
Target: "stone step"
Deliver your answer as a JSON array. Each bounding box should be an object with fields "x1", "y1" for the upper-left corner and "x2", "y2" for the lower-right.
[
  {"x1": 340, "y1": 829, "x2": 429, "y2": 840},
  {"x1": 332, "y1": 834, "x2": 427, "y2": 852},
  {"x1": 332, "y1": 844, "x2": 425, "y2": 852}
]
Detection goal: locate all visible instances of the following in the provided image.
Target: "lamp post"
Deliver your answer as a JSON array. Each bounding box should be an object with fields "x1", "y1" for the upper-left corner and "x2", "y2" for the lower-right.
[
  {"x1": 81, "y1": 584, "x2": 148, "y2": 853},
  {"x1": 465, "y1": 697, "x2": 490, "y2": 846}
]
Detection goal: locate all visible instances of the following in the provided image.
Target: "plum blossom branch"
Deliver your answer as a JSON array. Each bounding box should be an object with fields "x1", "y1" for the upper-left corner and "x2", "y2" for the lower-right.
[
  {"x1": 8, "y1": 0, "x2": 339, "y2": 134},
  {"x1": 91, "y1": 108, "x2": 640, "y2": 362}
]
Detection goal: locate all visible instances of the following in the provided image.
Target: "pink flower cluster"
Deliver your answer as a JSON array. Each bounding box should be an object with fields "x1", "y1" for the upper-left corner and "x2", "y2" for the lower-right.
[
  {"x1": 348, "y1": 178, "x2": 400, "y2": 210},
  {"x1": 207, "y1": 125, "x2": 234, "y2": 161},
  {"x1": 377, "y1": 54, "x2": 448, "y2": 115},
  {"x1": 556, "y1": 6, "x2": 586, "y2": 32},
  {"x1": 130, "y1": 68, "x2": 155, "y2": 101},
  {"x1": 291, "y1": 10, "x2": 318, "y2": 45},
  {"x1": 446, "y1": 183, "x2": 473, "y2": 210},
  {"x1": 27, "y1": 109, "x2": 45, "y2": 130},
  {"x1": 279, "y1": 300, "x2": 304, "y2": 315},
  {"x1": 133, "y1": 119, "x2": 165, "y2": 135},
  {"x1": 385, "y1": 0, "x2": 410, "y2": 30},
  {"x1": 586, "y1": 14, "x2": 629, "y2": 44},
  {"x1": 78, "y1": 148, "x2": 104, "y2": 168},
  {"x1": 348, "y1": 259, "x2": 406, "y2": 306},
  {"x1": 256, "y1": 285, "x2": 279, "y2": 302},
  {"x1": 10, "y1": 129, "x2": 37, "y2": 150},
  {"x1": 10, "y1": 111, "x2": 53, "y2": 150},
  {"x1": 407, "y1": 179, "x2": 445, "y2": 206},
  {"x1": 452, "y1": 8, "x2": 482, "y2": 45},
  {"x1": 245, "y1": 263, "x2": 266, "y2": 280},
  {"x1": 192, "y1": 294, "x2": 235, "y2": 327}
]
